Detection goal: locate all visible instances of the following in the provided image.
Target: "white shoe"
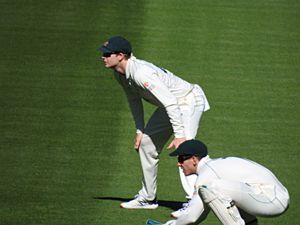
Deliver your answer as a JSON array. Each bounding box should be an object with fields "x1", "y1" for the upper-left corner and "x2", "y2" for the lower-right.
[
  {"x1": 170, "y1": 200, "x2": 191, "y2": 218},
  {"x1": 120, "y1": 196, "x2": 158, "y2": 209}
]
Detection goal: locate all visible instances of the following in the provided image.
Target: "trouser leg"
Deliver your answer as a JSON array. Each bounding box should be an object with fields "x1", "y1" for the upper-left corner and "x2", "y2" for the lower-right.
[
  {"x1": 199, "y1": 179, "x2": 289, "y2": 223},
  {"x1": 199, "y1": 185, "x2": 245, "y2": 225},
  {"x1": 208, "y1": 179, "x2": 289, "y2": 216},
  {"x1": 138, "y1": 108, "x2": 173, "y2": 200},
  {"x1": 179, "y1": 169, "x2": 197, "y2": 199},
  {"x1": 179, "y1": 101, "x2": 204, "y2": 198}
]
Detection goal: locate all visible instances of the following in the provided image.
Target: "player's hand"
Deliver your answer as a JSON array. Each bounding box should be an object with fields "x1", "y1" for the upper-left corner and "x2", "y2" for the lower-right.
[
  {"x1": 134, "y1": 132, "x2": 143, "y2": 151},
  {"x1": 167, "y1": 137, "x2": 186, "y2": 149}
]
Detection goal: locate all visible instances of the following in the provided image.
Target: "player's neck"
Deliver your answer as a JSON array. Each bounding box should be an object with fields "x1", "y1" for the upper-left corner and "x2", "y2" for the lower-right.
[{"x1": 114, "y1": 58, "x2": 128, "y2": 75}]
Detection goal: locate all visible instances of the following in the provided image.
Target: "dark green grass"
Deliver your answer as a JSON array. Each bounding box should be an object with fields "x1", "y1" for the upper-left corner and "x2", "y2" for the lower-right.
[{"x1": 1, "y1": 0, "x2": 299, "y2": 224}]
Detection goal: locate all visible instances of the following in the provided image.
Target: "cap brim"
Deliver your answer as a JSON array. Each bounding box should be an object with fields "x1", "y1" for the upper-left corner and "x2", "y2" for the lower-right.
[
  {"x1": 98, "y1": 46, "x2": 113, "y2": 53},
  {"x1": 169, "y1": 149, "x2": 181, "y2": 157}
]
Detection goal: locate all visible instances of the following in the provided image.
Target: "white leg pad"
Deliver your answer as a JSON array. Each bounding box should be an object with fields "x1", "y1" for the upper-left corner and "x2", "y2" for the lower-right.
[{"x1": 199, "y1": 185, "x2": 245, "y2": 225}]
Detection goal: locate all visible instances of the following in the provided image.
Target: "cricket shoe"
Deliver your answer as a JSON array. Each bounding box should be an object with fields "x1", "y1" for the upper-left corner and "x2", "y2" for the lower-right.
[
  {"x1": 120, "y1": 196, "x2": 158, "y2": 209},
  {"x1": 170, "y1": 200, "x2": 191, "y2": 218}
]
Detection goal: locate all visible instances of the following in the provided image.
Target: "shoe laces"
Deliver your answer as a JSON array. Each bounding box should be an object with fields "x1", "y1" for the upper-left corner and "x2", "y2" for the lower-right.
[
  {"x1": 180, "y1": 199, "x2": 192, "y2": 211},
  {"x1": 182, "y1": 202, "x2": 189, "y2": 208},
  {"x1": 134, "y1": 195, "x2": 157, "y2": 205}
]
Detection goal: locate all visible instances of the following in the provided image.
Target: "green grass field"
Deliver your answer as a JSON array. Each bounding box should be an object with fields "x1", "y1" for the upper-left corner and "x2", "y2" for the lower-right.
[{"x1": 1, "y1": 0, "x2": 299, "y2": 224}]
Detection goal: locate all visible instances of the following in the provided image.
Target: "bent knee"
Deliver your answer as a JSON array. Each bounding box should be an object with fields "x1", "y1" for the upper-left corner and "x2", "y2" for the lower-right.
[{"x1": 139, "y1": 135, "x2": 159, "y2": 159}]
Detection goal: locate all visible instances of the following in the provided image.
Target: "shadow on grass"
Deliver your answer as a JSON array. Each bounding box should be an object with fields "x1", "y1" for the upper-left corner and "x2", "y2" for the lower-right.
[{"x1": 93, "y1": 196, "x2": 184, "y2": 210}]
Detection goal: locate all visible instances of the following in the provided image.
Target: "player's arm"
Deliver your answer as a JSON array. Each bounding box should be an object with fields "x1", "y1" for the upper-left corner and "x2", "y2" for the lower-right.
[
  {"x1": 122, "y1": 88, "x2": 145, "y2": 150},
  {"x1": 114, "y1": 72, "x2": 145, "y2": 133},
  {"x1": 168, "y1": 191, "x2": 209, "y2": 225},
  {"x1": 125, "y1": 94, "x2": 145, "y2": 150},
  {"x1": 134, "y1": 71, "x2": 185, "y2": 142},
  {"x1": 114, "y1": 73, "x2": 145, "y2": 149},
  {"x1": 149, "y1": 183, "x2": 210, "y2": 225},
  {"x1": 126, "y1": 92, "x2": 145, "y2": 133}
]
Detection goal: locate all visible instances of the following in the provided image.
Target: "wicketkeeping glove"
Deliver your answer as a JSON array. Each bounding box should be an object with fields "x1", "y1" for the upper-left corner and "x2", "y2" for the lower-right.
[
  {"x1": 146, "y1": 219, "x2": 163, "y2": 225},
  {"x1": 146, "y1": 219, "x2": 176, "y2": 225}
]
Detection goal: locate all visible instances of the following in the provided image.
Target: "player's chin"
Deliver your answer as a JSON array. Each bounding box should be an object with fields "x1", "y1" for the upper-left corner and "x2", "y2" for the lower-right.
[
  {"x1": 184, "y1": 169, "x2": 196, "y2": 176},
  {"x1": 105, "y1": 64, "x2": 116, "y2": 69},
  {"x1": 182, "y1": 170, "x2": 191, "y2": 176}
]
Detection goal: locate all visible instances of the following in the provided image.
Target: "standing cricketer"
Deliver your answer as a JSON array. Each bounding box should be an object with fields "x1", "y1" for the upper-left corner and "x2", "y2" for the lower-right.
[
  {"x1": 150, "y1": 140, "x2": 289, "y2": 225},
  {"x1": 98, "y1": 36, "x2": 210, "y2": 213}
]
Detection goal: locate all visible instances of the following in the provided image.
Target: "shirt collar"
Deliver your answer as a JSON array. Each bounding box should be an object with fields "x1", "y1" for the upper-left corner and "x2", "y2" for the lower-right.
[{"x1": 125, "y1": 55, "x2": 136, "y2": 80}]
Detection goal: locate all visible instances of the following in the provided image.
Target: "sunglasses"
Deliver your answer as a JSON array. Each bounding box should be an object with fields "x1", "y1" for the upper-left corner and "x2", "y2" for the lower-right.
[
  {"x1": 178, "y1": 155, "x2": 193, "y2": 164},
  {"x1": 102, "y1": 52, "x2": 119, "y2": 57}
]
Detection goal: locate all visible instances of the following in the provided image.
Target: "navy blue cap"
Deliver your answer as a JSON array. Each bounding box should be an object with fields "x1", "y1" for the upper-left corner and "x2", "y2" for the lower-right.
[
  {"x1": 98, "y1": 36, "x2": 132, "y2": 54},
  {"x1": 169, "y1": 140, "x2": 208, "y2": 157}
]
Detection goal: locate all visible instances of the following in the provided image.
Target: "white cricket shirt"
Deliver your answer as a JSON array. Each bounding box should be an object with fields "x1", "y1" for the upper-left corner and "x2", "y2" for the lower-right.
[
  {"x1": 114, "y1": 56, "x2": 209, "y2": 138},
  {"x1": 173, "y1": 156, "x2": 288, "y2": 225}
]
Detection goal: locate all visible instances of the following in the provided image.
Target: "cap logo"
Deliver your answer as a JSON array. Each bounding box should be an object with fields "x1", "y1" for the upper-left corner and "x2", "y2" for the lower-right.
[{"x1": 103, "y1": 41, "x2": 109, "y2": 46}]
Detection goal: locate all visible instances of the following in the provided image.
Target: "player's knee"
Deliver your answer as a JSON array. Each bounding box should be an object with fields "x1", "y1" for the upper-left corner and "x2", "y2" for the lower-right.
[
  {"x1": 140, "y1": 134, "x2": 151, "y2": 148},
  {"x1": 139, "y1": 135, "x2": 159, "y2": 159},
  {"x1": 199, "y1": 187, "x2": 245, "y2": 225}
]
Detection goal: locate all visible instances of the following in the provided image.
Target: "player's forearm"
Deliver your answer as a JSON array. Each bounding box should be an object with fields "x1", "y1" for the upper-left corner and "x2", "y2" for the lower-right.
[
  {"x1": 128, "y1": 98, "x2": 145, "y2": 132},
  {"x1": 173, "y1": 194, "x2": 206, "y2": 225},
  {"x1": 165, "y1": 104, "x2": 185, "y2": 138}
]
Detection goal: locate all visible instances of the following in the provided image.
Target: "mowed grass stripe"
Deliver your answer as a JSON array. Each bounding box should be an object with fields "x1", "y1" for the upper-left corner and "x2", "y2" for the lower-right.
[{"x1": 0, "y1": 1, "x2": 131, "y2": 225}]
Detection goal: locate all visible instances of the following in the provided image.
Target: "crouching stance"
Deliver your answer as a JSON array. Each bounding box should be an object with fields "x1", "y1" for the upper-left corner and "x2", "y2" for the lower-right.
[
  {"x1": 98, "y1": 36, "x2": 210, "y2": 211},
  {"x1": 159, "y1": 140, "x2": 289, "y2": 225}
]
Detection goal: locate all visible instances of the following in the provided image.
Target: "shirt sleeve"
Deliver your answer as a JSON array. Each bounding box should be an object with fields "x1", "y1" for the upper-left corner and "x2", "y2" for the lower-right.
[
  {"x1": 133, "y1": 70, "x2": 185, "y2": 138},
  {"x1": 173, "y1": 191, "x2": 209, "y2": 225},
  {"x1": 114, "y1": 72, "x2": 145, "y2": 133}
]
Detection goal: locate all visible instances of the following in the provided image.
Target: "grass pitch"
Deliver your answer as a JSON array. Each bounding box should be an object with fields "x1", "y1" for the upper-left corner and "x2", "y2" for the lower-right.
[{"x1": 1, "y1": 0, "x2": 299, "y2": 224}]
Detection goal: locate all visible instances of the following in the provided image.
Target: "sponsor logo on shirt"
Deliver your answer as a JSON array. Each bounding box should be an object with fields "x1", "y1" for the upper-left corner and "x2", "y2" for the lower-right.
[{"x1": 143, "y1": 82, "x2": 155, "y2": 91}]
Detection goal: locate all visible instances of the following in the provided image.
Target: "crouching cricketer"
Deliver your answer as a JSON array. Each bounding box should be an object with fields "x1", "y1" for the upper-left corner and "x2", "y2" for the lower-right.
[{"x1": 148, "y1": 140, "x2": 289, "y2": 225}]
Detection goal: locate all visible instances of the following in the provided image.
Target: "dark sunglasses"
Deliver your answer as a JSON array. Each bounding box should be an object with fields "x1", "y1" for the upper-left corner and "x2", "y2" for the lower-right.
[
  {"x1": 178, "y1": 155, "x2": 193, "y2": 164},
  {"x1": 102, "y1": 52, "x2": 119, "y2": 57}
]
